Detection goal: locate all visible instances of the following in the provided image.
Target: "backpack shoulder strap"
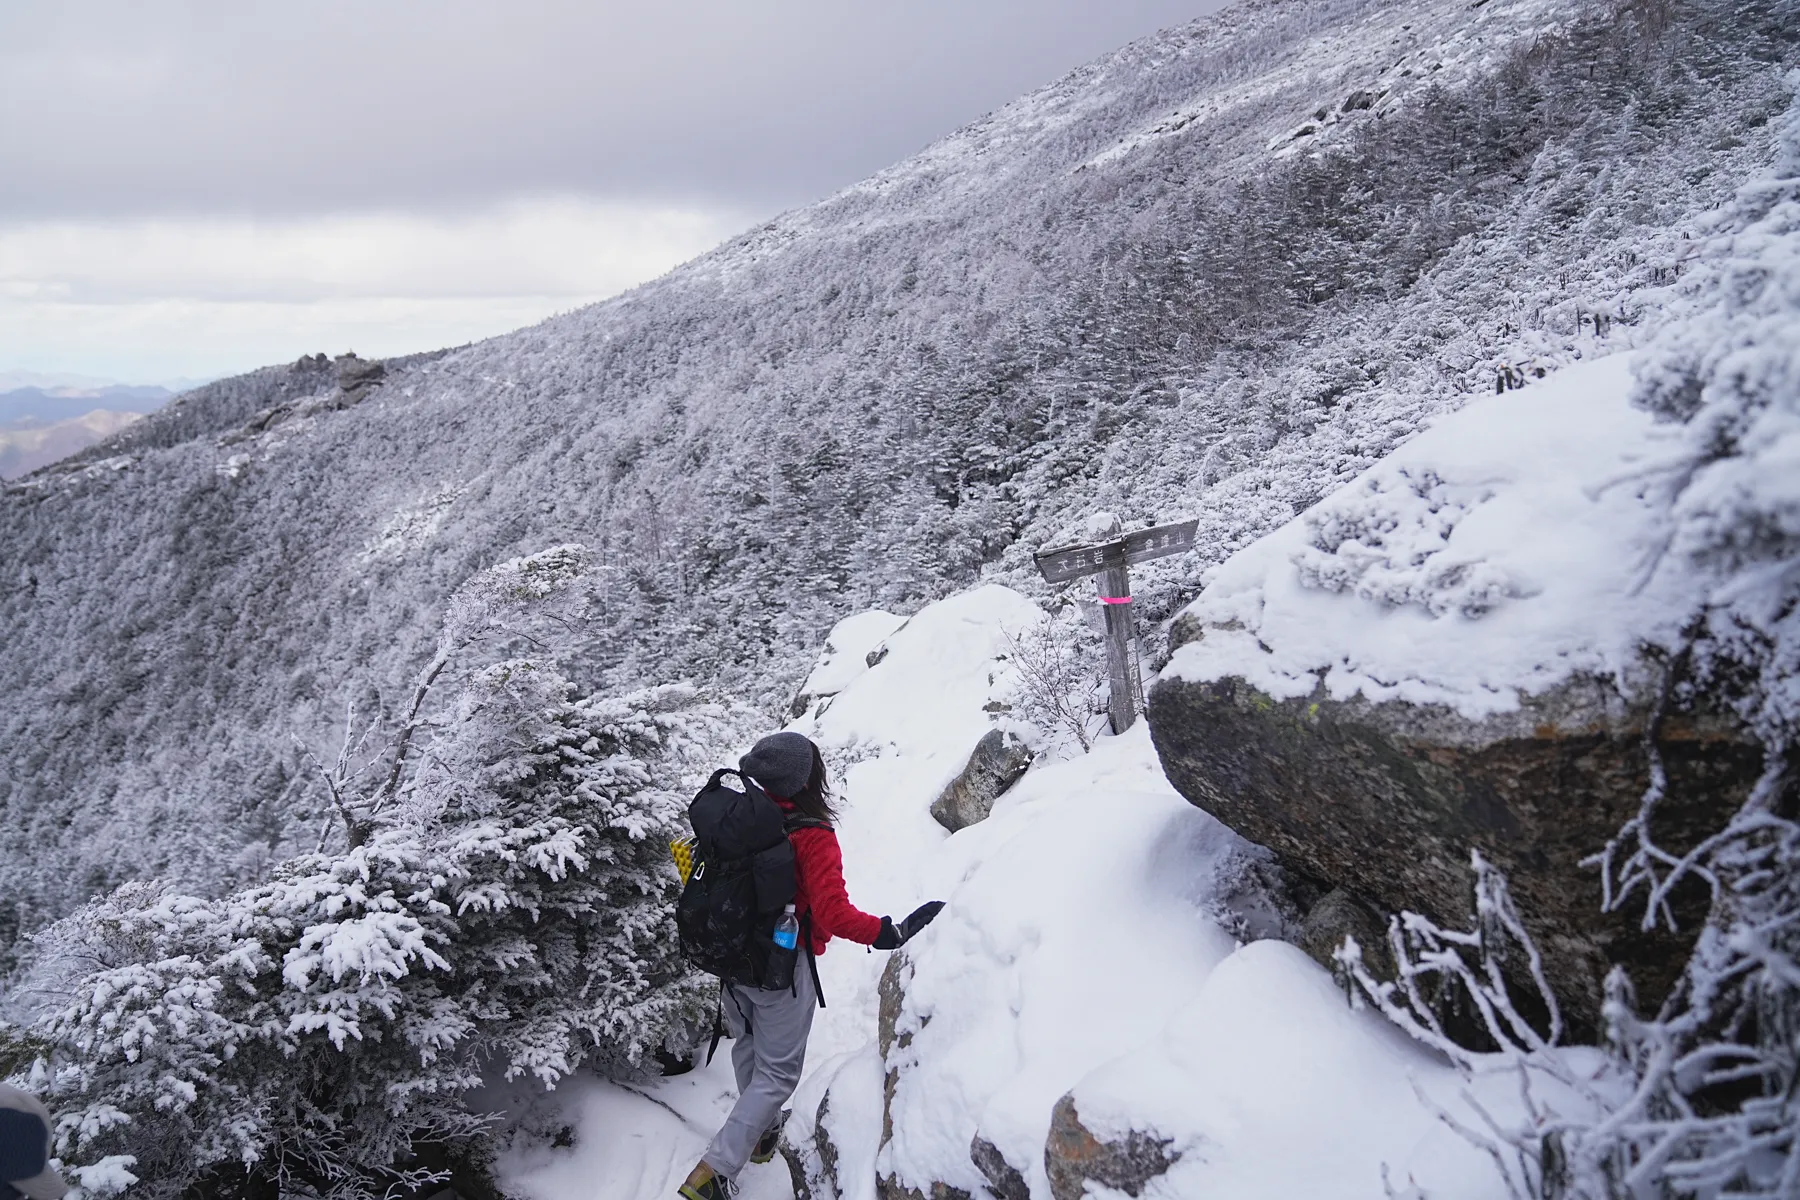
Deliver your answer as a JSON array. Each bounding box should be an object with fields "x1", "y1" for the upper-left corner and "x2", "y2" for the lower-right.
[
  {"x1": 783, "y1": 814, "x2": 834, "y2": 833},
  {"x1": 802, "y1": 914, "x2": 826, "y2": 1009}
]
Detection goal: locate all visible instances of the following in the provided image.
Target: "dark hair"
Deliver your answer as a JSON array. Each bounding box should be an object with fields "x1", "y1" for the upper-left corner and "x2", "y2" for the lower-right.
[{"x1": 786, "y1": 744, "x2": 838, "y2": 826}]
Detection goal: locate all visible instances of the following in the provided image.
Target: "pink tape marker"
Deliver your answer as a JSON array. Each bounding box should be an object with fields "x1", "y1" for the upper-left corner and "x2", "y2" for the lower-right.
[{"x1": 1100, "y1": 596, "x2": 1132, "y2": 605}]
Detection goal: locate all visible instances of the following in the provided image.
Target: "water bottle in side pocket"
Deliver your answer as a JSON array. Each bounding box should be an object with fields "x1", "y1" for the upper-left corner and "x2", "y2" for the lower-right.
[{"x1": 765, "y1": 904, "x2": 799, "y2": 991}]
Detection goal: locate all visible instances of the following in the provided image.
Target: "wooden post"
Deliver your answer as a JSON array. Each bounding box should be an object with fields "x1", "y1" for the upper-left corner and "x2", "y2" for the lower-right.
[
  {"x1": 1098, "y1": 559, "x2": 1136, "y2": 733},
  {"x1": 1033, "y1": 515, "x2": 1199, "y2": 741}
]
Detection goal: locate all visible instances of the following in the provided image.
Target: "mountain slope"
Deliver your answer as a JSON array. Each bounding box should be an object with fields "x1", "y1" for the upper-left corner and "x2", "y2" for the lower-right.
[{"x1": 1, "y1": 0, "x2": 1795, "y2": 956}]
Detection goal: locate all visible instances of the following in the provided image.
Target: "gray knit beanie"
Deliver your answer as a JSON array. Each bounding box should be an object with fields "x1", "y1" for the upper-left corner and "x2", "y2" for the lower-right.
[{"x1": 739, "y1": 731, "x2": 817, "y2": 799}]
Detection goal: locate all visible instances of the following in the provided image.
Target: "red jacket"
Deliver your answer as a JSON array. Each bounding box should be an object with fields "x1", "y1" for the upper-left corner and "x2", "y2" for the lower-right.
[{"x1": 777, "y1": 801, "x2": 883, "y2": 954}]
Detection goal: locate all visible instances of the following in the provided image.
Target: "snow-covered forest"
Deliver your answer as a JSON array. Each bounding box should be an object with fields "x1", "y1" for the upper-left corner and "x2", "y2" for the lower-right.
[{"x1": 3, "y1": 0, "x2": 1798, "y2": 1193}]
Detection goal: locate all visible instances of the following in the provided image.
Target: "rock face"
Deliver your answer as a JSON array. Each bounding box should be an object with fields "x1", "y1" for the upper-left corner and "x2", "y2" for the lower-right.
[
  {"x1": 782, "y1": 1092, "x2": 838, "y2": 1200},
  {"x1": 929, "y1": 729, "x2": 1034, "y2": 832},
  {"x1": 877, "y1": 953, "x2": 909, "y2": 1178},
  {"x1": 875, "y1": 955, "x2": 980, "y2": 1200},
  {"x1": 216, "y1": 354, "x2": 392, "y2": 446},
  {"x1": 334, "y1": 353, "x2": 387, "y2": 402},
  {"x1": 969, "y1": 1136, "x2": 1030, "y2": 1200},
  {"x1": 1043, "y1": 1094, "x2": 1178, "y2": 1200},
  {"x1": 1297, "y1": 887, "x2": 1391, "y2": 978},
  {"x1": 1146, "y1": 670, "x2": 1768, "y2": 1024}
]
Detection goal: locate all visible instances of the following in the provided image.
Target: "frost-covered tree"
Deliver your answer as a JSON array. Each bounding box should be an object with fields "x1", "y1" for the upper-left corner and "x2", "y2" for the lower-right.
[{"x1": 5, "y1": 550, "x2": 756, "y2": 1200}]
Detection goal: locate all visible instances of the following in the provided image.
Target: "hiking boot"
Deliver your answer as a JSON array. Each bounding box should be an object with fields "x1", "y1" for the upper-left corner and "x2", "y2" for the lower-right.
[
  {"x1": 677, "y1": 1170, "x2": 734, "y2": 1200},
  {"x1": 749, "y1": 1124, "x2": 781, "y2": 1164}
]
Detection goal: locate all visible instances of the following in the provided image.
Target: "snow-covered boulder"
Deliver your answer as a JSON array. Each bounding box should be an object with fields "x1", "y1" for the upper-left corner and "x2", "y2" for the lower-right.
[
  {"x1": 1041, "y1": 1093, "x2": 1177, "y2": 1200},
  {"x1": 1148, "y1": 353, "x2": 1766, "y2": 1019},
  {"x1": 789, "y1": 610, "x2": 909, "y2": 718},
  {"x1": 874, "y1": 730, "x2": 1249, "y2": 1198},
  {"x1": 1061, "y1": 938, "x2": 1587, "y2": 1199},
  {"x1": 928, "y1": 728, "x2": 1035, "y2": 832}
]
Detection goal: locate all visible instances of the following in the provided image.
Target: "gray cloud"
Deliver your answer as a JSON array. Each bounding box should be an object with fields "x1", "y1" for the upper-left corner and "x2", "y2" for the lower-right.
[{"x1": 1, "y1": 1, "x2": 1215, "y2": 220}]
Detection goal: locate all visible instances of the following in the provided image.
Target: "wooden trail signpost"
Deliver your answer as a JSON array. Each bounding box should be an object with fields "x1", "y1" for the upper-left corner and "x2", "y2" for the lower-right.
[{"x1": 1033, "y1": 516, "x2": 1200, "y2": 734}]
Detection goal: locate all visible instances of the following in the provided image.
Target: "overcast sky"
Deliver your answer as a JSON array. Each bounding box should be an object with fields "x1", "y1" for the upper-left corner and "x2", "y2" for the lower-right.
[{"x1": 1, "y1": 2, "x2": 1214, "y2": 386}]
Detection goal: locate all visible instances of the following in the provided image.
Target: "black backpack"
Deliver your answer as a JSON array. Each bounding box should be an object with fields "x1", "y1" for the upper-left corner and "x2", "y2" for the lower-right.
[{"x1": 675, "y1": 768, "x2": 829, "y2": 996}]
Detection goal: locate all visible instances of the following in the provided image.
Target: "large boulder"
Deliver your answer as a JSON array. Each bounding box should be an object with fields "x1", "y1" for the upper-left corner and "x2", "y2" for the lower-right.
[
  {"x1": 1146, "y1": 669, "x2": 1758, "y2": 1023},
  {"x1": 928, "y1": 729, "x2": 1034, "y2": 832},
  {"x1": 1145, "y1": 355, "x2": 1782, "y2": 1028},
  {"x1": 333, "y1": 352, "x2": 386, "y2": 402},
  {"x1": 788, "y1": 610, "x2": 908, "y2": 718}
]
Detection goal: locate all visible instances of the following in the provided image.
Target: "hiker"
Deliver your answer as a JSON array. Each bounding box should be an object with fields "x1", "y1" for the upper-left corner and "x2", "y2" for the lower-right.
[
  {"x1": 1, "y1": 1084, "x2": 67, "y2": 1200},
  {"x1": 677, "y1": 731, "x2": 944, "y2": 1200}
]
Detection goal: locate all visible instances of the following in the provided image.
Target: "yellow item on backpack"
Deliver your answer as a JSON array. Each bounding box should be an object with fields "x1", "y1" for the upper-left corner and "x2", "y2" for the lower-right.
[{"x1": 670, "y1": 835, "x2": 697, "y2": 885}]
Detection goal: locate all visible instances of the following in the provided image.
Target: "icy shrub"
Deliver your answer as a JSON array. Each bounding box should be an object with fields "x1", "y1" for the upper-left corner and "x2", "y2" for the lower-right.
[
  {"x1": 1002, "y1": 609, "x2": 1108, "y2": 754},
  {"x1": 1629, "y1": 101, "x2": 1800, "y2": 744},
  {"x1": 1340, "y1": 824, "x2": 1798, "y2": 1199},
  {"x1": 11, "y1": 553, "x2": 752, "y2": 1200},
  {"x1": 1294, "y1": 466, "x2": 1527, "y2": 618}
]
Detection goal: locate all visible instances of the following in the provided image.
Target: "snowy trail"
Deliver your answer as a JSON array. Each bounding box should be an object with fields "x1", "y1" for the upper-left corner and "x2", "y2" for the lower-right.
[
  {"x1": 492, "y1": 583, "x2": 1566, "y2": 1198},
  {"x1": 492, "y1": 589, "x2": 1038, "y2": 1200},
  {"x1": 492, "y1": 1054, "x2": 796, "y2": 1200}
]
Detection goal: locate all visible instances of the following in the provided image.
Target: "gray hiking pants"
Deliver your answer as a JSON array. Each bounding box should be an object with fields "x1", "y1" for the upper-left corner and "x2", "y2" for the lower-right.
[{"x1": 703, "y1": 960, "x2": 818, "y2": 1180}]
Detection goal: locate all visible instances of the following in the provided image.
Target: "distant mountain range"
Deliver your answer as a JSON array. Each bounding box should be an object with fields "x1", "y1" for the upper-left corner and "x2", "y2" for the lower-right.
[
  {"x1": 0, "y1": 383, "x2": 174, "y2": 478},
  {"x1": 0, "y1": 383, "x2": 172, "y2": 427},
  {"x1": 0, "y1": 409, "x2": 145, "y2": 480}
]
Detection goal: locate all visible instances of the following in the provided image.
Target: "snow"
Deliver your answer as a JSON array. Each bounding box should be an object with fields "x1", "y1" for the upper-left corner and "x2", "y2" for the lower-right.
[
  {"x1": 790, "y1": 583, "x2": 1048, "y2": 1087},
  {"x1": 497, "y1": 581, "x2": 1559, "y2": 1199},
  {"x1": 491, "y1": 1054, "x2": 796, "y2": 1200},
  {"x1": 63, "y1": 1154, "x2": 140, "y2": 1199},
  {"x1": 1076, "y1": 940, "x2": 1540, "y2": 1200},
  {"x1": 1166, "y1": 352, "x2": 1708, "y2": 718},
  {"x1": 879, "y1": 725, "x2": 1242, "y2": 1198},
  {"x1": 795, "y1": 610, "x2": 907, "y2": 705}
]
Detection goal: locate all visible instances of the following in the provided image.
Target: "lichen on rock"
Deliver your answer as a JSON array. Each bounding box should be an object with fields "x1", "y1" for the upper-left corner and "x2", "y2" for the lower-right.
[{"x1": 1043, "y1": 1093, "x2": 1179, "y2": 1200}]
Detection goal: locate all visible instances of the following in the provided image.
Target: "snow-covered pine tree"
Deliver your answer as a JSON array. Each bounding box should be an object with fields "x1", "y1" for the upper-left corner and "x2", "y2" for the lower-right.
[{"x1": 11, "y1": 550, "x2": 757, "y2": 1200}]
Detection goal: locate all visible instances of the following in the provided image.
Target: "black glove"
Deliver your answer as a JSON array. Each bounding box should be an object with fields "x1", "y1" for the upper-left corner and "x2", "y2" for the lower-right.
[
  {"x1": 873, "y1": 901, "x2": 947, "y2": 951},
  {"x1": 899, "y1": 900, "x2": 945, "y2": 942}
]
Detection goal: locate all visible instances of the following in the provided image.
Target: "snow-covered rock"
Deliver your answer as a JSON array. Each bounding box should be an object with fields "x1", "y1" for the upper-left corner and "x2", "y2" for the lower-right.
[
  {"x1": 876, "y1": 727, "x2": 1241, "y2": 1198},
  {"x1": 1066, "y1": 939, "x2": 1597, "y2": 1200},
  {"x1": 1148, "y1": 353, "x2": 1768, "y2": 1018},
  {"x1": 927, "y1": 729, "x2": 1034, "y2": 833},
  {"x1": 1164, "y1": 353, "x2": 1700, "y2": 716},
  {"x1": 789, "y1": 610, "x2": 908, "y2": 718}
]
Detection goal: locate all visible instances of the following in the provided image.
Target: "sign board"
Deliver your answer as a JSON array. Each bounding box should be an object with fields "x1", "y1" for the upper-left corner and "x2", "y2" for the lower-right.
[{"x1": 1033, "y1": 518, "x2": 1198, "y2": 584}]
